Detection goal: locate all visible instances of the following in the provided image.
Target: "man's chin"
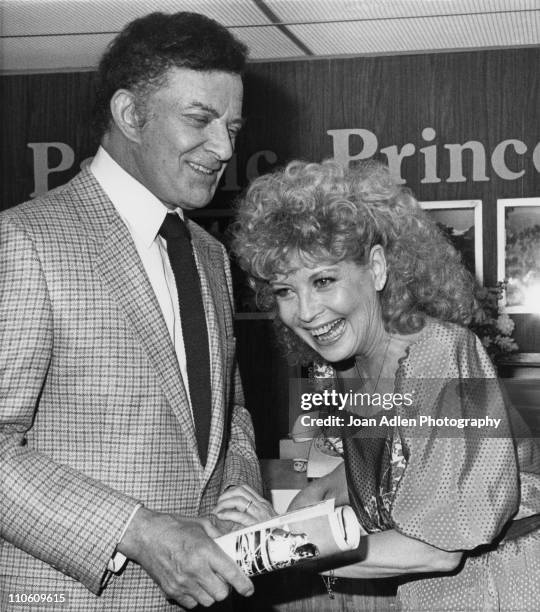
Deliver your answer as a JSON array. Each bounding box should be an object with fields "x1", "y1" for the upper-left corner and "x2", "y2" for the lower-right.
[{"x1": 178, "y1": 191, "x2": 217, "y2": 211}]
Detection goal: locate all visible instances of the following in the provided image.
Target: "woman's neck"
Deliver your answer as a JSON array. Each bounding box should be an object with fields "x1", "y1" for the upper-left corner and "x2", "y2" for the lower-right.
[{"x1": 356, "y1": 330, "x2": 423, "y2": 382}]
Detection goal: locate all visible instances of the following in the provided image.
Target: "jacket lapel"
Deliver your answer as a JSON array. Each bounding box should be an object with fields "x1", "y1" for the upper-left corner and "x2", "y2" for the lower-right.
[
  {"x1": 190, "y1": 227, "x2": 230, "y2": 483},
  {"x1": 71, "y1": 170, "x2": 201, "y2": 469}
]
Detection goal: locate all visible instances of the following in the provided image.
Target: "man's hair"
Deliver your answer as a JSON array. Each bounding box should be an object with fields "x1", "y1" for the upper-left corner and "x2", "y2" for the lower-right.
[{"x1": 93, "y1": 11, "x2": 248, "y2": 136}]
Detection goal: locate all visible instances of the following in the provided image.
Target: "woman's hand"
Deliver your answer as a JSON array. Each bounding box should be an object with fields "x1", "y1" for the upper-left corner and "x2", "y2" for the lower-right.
[
  {"x1": 288, "y1": 462, "x2": 348, "y2": 511},
  {"x1": 212, "y1": 485, "x2": 277, "y2": 528}
]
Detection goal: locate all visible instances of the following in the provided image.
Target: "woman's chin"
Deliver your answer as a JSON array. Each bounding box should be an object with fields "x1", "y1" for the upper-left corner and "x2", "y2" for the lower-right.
[{"x1": 312, "y1": 340, "x2": 354, "y2": 363}]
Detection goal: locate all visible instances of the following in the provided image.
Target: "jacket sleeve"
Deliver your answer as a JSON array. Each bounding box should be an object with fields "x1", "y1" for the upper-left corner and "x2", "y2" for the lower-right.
[
  {"x1": 219, "y1": 244, "x2": 263, "y2": 495},
  {"x1": 0, "y1": 216, "x2": 140, "y2": 595}
]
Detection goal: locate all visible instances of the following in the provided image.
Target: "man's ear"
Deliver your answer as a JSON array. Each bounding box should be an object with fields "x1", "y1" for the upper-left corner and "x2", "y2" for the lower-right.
[
  {"x1": 109, "y1": 89, "x2": 142, "y2": 142},
  {"x1": 369, "y1": 244, "x2": 388, "y2": 291}
]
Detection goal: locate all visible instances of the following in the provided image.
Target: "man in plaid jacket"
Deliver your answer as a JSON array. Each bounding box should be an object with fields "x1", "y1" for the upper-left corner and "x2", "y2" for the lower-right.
[{"x1": 0, "y1": 12, "x2": 264, "y2": 610}]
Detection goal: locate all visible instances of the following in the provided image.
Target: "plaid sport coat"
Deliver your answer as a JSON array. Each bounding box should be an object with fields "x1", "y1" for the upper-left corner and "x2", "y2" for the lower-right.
[{"x1": 0, "y1": 168, "x2": 262, "y2": 610}]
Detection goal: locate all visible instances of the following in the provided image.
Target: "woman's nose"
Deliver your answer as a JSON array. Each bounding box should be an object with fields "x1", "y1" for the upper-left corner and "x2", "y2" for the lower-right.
[{"x1": 297, "y1": 291, "x2": 322, "y2": 323}]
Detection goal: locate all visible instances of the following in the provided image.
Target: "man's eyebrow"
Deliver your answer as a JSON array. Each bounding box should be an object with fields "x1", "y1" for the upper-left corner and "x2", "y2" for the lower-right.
[{"x1": 187, "y1": 101, "x2": 245, "y2": 127}]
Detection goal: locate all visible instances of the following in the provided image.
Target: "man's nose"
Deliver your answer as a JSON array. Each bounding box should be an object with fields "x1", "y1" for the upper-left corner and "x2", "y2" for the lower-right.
[{"x1": 205, "y1": 121, "x2": 234, "y2": 162}]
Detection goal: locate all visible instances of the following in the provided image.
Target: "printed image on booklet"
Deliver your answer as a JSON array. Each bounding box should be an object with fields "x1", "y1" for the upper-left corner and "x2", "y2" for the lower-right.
[{"x1": 215, "y1": 499, "x2": 362, "y2": 576}]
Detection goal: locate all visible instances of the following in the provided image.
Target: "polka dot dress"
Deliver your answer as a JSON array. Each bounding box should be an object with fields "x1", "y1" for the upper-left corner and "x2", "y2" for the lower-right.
[{"x1": 344, "y1": 319, "x2": 540, "y2": 611}]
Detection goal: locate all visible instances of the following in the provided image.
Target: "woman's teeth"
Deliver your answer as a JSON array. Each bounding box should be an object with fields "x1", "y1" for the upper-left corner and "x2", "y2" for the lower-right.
[{"x1": 310, "y1": 319, "x2": 345, "y2": 344}]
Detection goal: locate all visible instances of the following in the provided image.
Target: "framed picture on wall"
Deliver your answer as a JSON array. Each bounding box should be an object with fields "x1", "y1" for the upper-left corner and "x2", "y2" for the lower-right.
[
  {"x1": 420, "y1": 200, "x2": 483, "y2": 283},
  {"x1": 497, "y1": 198, "x2": 540, "y2": 313}
]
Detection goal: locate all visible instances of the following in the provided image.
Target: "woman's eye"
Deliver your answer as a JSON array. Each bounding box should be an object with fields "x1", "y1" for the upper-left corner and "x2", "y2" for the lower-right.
[
  {"x1": 272, "y1": 287, "x2": 291, "y2": 299},
  {"x1": 314, "y1": 277, "x2": 335, "y2": 289}
]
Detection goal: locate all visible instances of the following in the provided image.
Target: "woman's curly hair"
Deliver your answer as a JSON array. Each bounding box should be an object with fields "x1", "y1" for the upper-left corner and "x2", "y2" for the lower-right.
[{"x1": 231, "y1": 159, "x2": 477, "y2": 362}]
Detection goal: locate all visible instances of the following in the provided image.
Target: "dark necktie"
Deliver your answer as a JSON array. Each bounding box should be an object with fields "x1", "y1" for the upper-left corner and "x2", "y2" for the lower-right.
[{"x1": 159, "y1": 213, "x2": 211, "y2": 465}]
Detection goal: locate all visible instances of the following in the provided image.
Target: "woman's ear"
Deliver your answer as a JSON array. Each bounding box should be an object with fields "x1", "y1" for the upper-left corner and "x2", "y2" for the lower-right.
[
  {"x1": 369, "y1": 244, "x2": 388, "y2": 291},
  {"x1": 109, "y1": 89, "x2": 142, "y2": 143}
]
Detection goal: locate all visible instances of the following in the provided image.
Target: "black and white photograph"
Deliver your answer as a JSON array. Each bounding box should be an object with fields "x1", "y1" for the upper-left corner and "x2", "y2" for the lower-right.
[
  {"x1": 421, "y1": 200, "x2": 483, "y2": 283},
  {"x1": 2, "y1": 2, "x2": 539, "y2": 611},
  {"x1": 497, "y1": 197, "x2": 540, "y2": 314}
]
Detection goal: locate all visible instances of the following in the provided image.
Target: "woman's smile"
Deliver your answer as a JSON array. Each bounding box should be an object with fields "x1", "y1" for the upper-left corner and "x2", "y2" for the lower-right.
[{"x1": 306, "y1": 318, "x2": 347, "y2": 345}]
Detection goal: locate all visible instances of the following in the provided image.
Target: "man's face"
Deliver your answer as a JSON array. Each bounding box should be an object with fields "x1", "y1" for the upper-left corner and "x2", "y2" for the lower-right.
[{"x1": 131, "y1": 67, "x2": 243, "y2": 210}]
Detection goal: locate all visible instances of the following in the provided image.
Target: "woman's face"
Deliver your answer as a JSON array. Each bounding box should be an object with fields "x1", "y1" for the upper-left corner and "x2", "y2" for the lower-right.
[{"x1": 270, "y1": 247, "x2": 387, "y2": 363}]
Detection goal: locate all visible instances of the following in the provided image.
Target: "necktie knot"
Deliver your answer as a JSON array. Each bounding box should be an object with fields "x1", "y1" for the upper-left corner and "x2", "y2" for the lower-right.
[{"x1": 159, "y1": 213, "x2": 191, "y2": 241}]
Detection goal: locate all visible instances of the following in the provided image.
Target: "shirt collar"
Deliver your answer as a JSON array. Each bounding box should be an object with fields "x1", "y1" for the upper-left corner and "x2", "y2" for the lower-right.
[{"x1": 90, "y1": 146, "x2": 184, "y2": 249}]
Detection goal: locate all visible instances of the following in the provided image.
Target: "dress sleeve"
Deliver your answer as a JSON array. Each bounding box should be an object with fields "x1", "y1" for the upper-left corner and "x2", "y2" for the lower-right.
[{"x1": 390, "y1": 325, "x2": 520, "y2": 551}]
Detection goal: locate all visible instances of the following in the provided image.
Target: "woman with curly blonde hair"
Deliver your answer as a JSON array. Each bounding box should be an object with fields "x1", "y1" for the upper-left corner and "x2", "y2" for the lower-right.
[{"x1": 229, "y1": 159, "x2": 540, "y2": 610}]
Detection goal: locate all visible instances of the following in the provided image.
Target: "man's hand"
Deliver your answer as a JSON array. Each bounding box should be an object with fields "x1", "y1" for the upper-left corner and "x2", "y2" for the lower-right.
[
  {"x1": 212, "y1": 485, "x2": 276, "y2": 528},
  {"x1": 117, "y1": 507, "x2": 254, "y2": 609}
]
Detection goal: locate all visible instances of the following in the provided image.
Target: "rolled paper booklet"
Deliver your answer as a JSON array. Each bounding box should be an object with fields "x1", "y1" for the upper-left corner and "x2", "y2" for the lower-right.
[{"x1": 215, "y1": 498, "x2": 361, "y2": 575}]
